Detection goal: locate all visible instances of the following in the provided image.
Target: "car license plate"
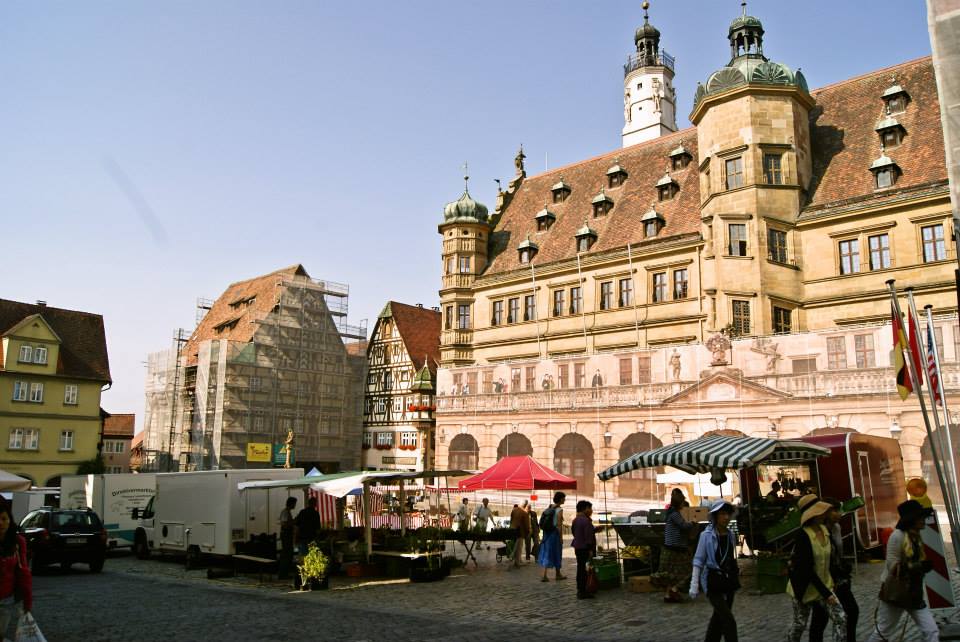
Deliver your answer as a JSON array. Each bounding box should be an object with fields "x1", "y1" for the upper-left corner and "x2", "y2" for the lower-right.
[{"x1": 67, "y1": 537, "x2": 86, "y2": 545}]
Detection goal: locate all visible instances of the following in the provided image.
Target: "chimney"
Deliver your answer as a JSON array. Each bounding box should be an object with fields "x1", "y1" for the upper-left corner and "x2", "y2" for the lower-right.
[
  {"x1": 431, "y1": 306, "x2": 440, "y2": 312},
  {"x1": 36, "y1": 300, "x2": 47, "y2": 308},
  {"x1": 416, "y1": 303, "x2": 424, "y2": 308}
]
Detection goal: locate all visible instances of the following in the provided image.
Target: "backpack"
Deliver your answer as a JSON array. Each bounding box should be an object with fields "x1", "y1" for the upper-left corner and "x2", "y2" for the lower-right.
[{"x1": 539, "y1": 507, "x2": 556, "y2": 534}]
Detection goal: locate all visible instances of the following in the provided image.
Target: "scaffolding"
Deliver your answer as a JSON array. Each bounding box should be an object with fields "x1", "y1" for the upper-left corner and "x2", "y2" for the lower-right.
[{"x1": 143, "y1": 272, "x2": 368, "y2": 472}]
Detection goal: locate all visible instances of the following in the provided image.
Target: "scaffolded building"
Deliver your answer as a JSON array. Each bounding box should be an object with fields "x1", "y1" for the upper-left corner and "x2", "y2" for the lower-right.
[{"x1": 142, "y1": 265, "x2": 367, "y2": 472}]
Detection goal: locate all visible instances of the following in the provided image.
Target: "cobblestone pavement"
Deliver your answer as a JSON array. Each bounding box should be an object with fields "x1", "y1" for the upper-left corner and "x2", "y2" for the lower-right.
[{"x1": 32, "y1": 544, "x2": 960, "y2": 642}]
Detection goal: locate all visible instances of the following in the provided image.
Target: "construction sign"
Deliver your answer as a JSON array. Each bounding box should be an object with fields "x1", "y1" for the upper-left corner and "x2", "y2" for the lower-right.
[
  {"x1": 246, "y1": 442, "x2": 271, "y2": 463},
  {"x1": 922, "y1": 512, "x2": 956, "y2": 610}
]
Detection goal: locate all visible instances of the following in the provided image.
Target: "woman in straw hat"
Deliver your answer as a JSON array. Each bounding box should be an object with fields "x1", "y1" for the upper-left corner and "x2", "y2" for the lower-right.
[
  {"x1": 785, "y1": 501, "x2": 847, "y2": 642},
  {"x1": 689, "y1": 500, "x2": 740, "y2": 642},
  {"x1": 866, "y1": 499, "x2": 938, "y2": 642}
]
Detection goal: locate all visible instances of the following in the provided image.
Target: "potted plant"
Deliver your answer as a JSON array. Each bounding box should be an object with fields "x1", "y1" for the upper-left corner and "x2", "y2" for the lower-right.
[{"x1": 298, "y1": 542, "x2": 329, "y2": 590}]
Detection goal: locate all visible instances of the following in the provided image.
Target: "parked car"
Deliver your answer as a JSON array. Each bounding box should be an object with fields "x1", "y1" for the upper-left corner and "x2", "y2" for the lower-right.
[{"x1": 19, "y1": 507, "x2": 107, "y2": 573}]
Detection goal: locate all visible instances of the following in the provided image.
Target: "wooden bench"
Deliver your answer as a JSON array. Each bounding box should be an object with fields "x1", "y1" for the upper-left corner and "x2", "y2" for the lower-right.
[{"x1": 232, "y1": 554, "x2": 276, "y2": 583}]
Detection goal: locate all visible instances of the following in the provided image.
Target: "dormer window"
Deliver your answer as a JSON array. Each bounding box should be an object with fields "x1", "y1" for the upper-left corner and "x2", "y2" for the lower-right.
[
  {"x1": 641, "y1": 207, "x2": 665, "y2": 238},
  {"x1": 870, "y1": 153, "x2": 900, "y2": 189},
  {"x1": 875, "y1": 117, "x2": 906, "y2": 149},
  {"x1": 551, "y1": 178, "x2": 571, "y2": 204},
  {"x1": 882, "y1": 84, "x2": 910, "y2": 114},
  {"x1": 656, "y1": 172, "x2": 679, "y2": 201},
  {"x1": 535, "y1": 206, "x2": 556, "y2": 231},
  {"x1": 518, "y1": 237, "x2": 539, "y2": 264},
  {"x1": 669, "y1": 144, "x2": 693, "y2": 170},
  {"x1": 606, "y1": 163, "x2": 628, "y2": 188},
  {"x1": 574, "y1": 223, "x2": 597, "y2": 253},
  {"x1": 592, "y1": 189, "x2": 613, "y2": 217}
]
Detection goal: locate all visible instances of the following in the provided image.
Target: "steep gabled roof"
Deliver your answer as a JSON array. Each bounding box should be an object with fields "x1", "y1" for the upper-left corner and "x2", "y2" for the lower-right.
[
  {"x1": 383, "y1": 301, "x2": 441, "y2": 374},
  {"x1": 0, "y1": 300, "x2": 111, "y2": 382},
  {"x1": 182, "y1": 264, "x2": 311, "y2": 366},
  {"x1": 804, "y1": 56, "x2": 946, "y2": 213},
  {"x1": 484, "y1": 129, "x2": 701, "y2": 277}
]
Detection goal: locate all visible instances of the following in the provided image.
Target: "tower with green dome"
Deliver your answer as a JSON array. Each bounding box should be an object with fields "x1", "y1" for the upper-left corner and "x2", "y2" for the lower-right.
[
  {"x1": 691, "y1": 2, "x2": 816, "y2": 337},
  {"x1": 438, "y1": 171, "x2": 490, "y2": 366}
]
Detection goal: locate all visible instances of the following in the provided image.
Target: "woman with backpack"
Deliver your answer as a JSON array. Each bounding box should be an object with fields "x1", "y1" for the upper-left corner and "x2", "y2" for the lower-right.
[
  {"x1": 689, "y1": 501, "x2": 739, "y2": 642},
  {"x1": 537, "y1": 492, "x2": 566, "y2": 582},
  {"x1": 866, "y1": 499, "x2": 939, "y2": 642}
]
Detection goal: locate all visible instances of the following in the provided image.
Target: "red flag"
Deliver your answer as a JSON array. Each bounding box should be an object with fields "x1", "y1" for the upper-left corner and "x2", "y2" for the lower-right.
[
  {"x1": 891, "y1": 303, "x2": 912, "y2": 400},
  {"x1": 907, "y1": 309, "x2": 924, "y2": 386}
]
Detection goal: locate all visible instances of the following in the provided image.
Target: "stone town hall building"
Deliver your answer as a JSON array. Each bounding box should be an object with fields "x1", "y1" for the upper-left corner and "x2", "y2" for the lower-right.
[{"x1": 433, "y1": 6, "x2": 959, "y2": 503}]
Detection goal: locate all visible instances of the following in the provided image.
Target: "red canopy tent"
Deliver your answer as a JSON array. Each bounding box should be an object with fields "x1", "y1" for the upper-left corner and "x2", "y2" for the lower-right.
[{"x1": 457, "y1": 455, "x2": 578, "y2": 491}]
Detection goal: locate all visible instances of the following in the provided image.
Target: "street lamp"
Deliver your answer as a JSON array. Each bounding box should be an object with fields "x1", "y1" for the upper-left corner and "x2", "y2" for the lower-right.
[
  {"x1": 603, "y1": 431, "x2": 613, "y2": 446},
  {"x1": 890, "y1": 418, "x2": 902, "y2": 440}
]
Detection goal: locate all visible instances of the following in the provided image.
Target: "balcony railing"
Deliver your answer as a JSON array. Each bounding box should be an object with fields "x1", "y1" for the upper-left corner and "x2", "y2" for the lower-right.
[
  {"x1": 624, "y1": 50, "x2": 675, "y2": 77},
  {"x1": 436, "y1": 365, "x2": 960, "y2": 414}
]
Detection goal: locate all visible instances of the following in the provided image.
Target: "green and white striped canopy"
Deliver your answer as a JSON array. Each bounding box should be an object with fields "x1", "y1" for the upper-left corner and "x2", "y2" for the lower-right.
[{"x1": 597, "y1": 435, "x2": 830, "y2": 481}]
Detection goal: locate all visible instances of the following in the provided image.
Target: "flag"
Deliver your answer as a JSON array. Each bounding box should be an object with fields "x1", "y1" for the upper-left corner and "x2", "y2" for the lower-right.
[
  {"x1": 891, "y1": 302, "x2": 912, "y2": 400},
  {"x1": 907, "y1": 308, "x2": 924, "y2": 384},
  {"x1": 927, "y1": 321, "x2": 943, "y2": 406}
]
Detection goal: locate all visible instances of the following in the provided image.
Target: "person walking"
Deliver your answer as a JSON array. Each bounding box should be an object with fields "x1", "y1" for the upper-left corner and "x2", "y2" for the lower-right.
[
  {"x1": 572, "y1": 500, "x2": 600, "y2": 599},
  {"x1": 0, "y1": 501, "x2": 31, "y2": 639},
  {"x1": 294, "y1": 496, "x2": 321, "y2": 555},
  {"x1": 278, "y1": 496, "x2": 297, "y2": 579},
  {"x1": 509, "y1": 502, "x2": 530, "y2": 568},
  {"x1": 661, "y1": 488, "x2": 698, "y2": 603},
  {"x1": 866, "y1": 500, "x2": 940, "y2": 642},
  {"x1": 538, "y1": 491, "x2": 566, "y2": 582},
  {"x1": 474, "y1": 498, "x2": 493, "y2": 533},
  {"x1": 528, "y1": 504, "x2": 540, "y2": 560},
  {"x1": 809, "y1": 498, "x2": 859, "y2": 642},
  {"x1": 785, "y1": 501, "x2": 847, "y2": 642},
  {"x1": 690, "y1": 501, "x2": 740, "y2": 642},
  {"x1": 455, "y1": 498, "x2": 471, "y2": 532}
]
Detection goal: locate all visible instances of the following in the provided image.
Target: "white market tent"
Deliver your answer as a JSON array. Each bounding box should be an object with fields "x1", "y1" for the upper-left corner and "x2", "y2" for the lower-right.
[
  {"x1": 0, "y1": 470, "x2": 32, "y2": 492},
  {"x1": 239, "y1": 469, "x2": 468, "y2": 559}
]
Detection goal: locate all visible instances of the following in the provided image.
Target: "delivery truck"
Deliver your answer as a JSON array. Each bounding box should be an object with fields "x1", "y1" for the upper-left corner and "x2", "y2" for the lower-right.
[
  {"x1": 132, "y1": 468, "x2": 303, "y2": 565},
  {"x1": 60, "y1": 473, "x2": 157, "y2": 548}
]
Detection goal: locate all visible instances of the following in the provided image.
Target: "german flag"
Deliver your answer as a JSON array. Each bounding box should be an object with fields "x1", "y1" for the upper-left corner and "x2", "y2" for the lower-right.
[{"x1": 892, "y1": 302, "x2": 913, "y2": 400}]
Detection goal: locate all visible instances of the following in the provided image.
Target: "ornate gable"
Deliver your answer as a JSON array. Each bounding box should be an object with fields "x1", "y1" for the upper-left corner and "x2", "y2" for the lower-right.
[{"x1": 662, "y1": 371, "x2": 791, "y2": 405}]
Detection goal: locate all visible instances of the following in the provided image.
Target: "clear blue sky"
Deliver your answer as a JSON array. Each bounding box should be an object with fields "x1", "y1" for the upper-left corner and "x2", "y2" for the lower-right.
[{"x1": 0, "y1": 1, "x2": 932, "y2": 430}]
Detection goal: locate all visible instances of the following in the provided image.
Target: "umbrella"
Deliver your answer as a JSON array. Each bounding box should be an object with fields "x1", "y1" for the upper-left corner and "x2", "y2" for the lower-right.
[
  {"x1": 598, "y1": 435, "x2": 830, "y2": 481},
  {"x1": 0, "y1": 470, "x2": 31, "y2": 492}
]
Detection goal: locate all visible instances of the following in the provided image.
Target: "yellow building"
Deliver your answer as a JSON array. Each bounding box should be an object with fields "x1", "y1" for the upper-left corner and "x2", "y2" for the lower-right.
[
  {"x1": 0, "y1": 300, "x2": 112, "y2": 486},
  {"x1": 435, "y1": 6, "x2": 958, "y2": 507}
]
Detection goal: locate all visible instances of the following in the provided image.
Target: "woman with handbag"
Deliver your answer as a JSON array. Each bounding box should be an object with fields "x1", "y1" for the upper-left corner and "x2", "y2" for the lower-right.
[
  {"x1": 689, "y1": 501, "x2": 740, "y2": 642},
  {"x1": 571, "y1": 500, "x2": 600, "y2": 599},
  {"x1": 866, "y1": 499, "x2": 939, "y2": 642},
  {"x1": 785, "y1": 501, "x2": 847, "y2": 642},
  {"x1": 0, "y1": 501, "x2": 32, "y2": 638}
]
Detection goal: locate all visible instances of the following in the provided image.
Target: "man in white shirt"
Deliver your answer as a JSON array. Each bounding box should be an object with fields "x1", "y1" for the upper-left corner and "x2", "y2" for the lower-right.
[
  {"x1": 474, "y1": 498, "x2": 493, "y2": 533},
  {"x1": 455, "y1": 498, "x2": 471, "y2": 531}
]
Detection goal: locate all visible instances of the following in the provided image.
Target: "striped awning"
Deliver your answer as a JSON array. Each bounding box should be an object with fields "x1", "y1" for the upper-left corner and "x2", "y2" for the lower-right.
[{"x1": 597, "y1": 435, "x2": 830, "y2": 481}]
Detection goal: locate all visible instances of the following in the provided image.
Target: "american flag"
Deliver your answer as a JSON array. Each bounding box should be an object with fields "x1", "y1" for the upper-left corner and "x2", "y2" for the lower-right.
[{"x1": 927, "y1": 321, "x2": 942, "y2": 406}]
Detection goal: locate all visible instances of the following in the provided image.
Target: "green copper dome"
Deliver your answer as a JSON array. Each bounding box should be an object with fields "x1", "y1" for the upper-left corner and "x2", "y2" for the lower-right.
[
  {"x1": 728, "y1": 14, "x2": 763, "y2": 36},
  {"x1": 443, "y1": 188, "x2": 489, "y2": 224}
]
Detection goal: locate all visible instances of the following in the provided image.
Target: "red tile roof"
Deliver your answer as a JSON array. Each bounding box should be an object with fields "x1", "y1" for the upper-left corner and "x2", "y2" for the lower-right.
[
  {"x1": 0, "y1": 300, "x2": 111, "y2": 382},
  {"x1": 384, "y1": 302, "x2": 441, "y2": 373},
  {"x1": 131, "y1": 433, "x2": 144, "y2": 449},
  {"x1": 103, "y1": 413, "x2": 135, "y2": 438},
  {"x1": 182, "y1": 264, "x2": 311, "y2": 366},
  {"x1": 483, "y1": 129, "x2": 701, "y2": 276},
  {"x1": 804, "y1": 56, "x2": 946, "y2": 212}
]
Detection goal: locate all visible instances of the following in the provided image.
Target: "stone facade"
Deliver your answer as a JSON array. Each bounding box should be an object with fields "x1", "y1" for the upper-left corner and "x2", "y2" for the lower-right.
[{"x1": 434, "y1": 8, "x2": 957, "y2": 502}]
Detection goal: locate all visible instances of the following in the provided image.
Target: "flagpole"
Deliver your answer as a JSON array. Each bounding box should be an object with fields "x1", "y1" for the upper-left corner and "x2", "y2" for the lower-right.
[
  {"x1": 898, "y1": 284, "x2": 960, "y2": 564},
  {"x1": 924, "y1": 303, "x2": 960, "y2": 535}
]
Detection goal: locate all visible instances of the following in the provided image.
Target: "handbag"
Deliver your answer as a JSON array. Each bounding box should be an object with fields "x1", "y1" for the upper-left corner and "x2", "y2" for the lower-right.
[
  {"x1": 15, "y1": 612, "x2": 47, "y2": 642},
  {"x1": 585, "y1": 565, "x2": 599, "y2": 595},
  {"x1": 878, "y1": 563, "x2": 916, "y2": 610},
  {"x1": 706, "y1": 566, "x2": 741, "y2": 593}
]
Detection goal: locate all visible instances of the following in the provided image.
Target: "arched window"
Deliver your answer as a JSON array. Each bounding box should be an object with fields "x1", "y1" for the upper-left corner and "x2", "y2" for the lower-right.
[
  {"x1": 617, "y1": 433, "x2": 664, "y2": 500},
  {"x1": 448, "y1": 433, "x2": 479, "y2": 471},
  {"x1": 554, "y1": 433, "x2": 595, "y2": 496},
  {"x1": 497, "y1": 433, "x2": 533, "y2": 460}
]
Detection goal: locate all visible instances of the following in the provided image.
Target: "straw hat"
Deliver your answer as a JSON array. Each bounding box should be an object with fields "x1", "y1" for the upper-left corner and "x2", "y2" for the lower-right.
[
  {"x1": 797, "y1": 494, "x2": 819, "y2": 511},
  {"x1": 801, "y1": 501, "x2": 832, "y2": 525}
]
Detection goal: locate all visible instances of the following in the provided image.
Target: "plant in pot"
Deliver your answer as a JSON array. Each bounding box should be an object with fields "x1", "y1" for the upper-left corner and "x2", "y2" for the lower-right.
[{"x1": 298, "y1": 542, "x2": 330, "y2": 591}]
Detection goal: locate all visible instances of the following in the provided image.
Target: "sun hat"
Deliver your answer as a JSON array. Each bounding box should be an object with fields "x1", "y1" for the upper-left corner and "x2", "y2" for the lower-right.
[
  {"x1": 709, "y1": 500, "x2": 735, "y2": 518},
  {"x1": 797, "y1": 494, "x2": 819, "y2": 511},
  {"x1": 895, "y1": 499, "x2": 933, "y2": 530},
  {"x1": 801, "y1": 501, "x2": 832, "y2": 525}
]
